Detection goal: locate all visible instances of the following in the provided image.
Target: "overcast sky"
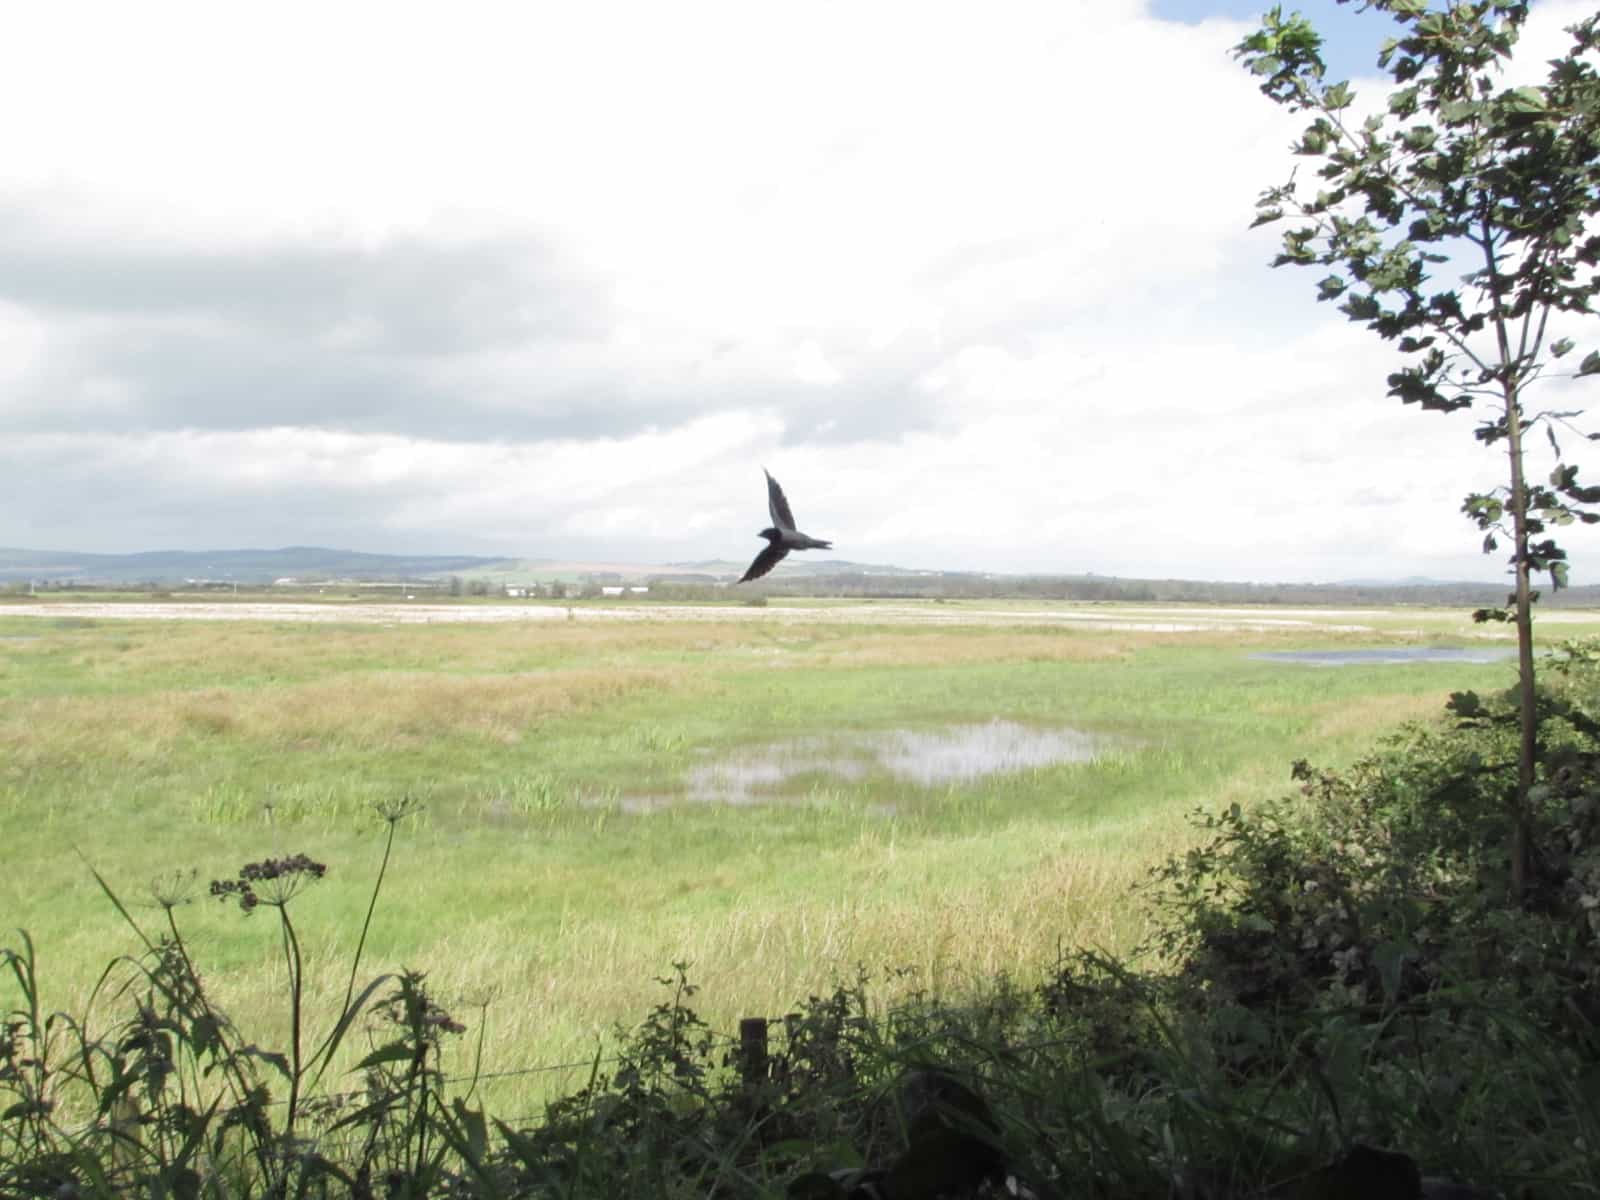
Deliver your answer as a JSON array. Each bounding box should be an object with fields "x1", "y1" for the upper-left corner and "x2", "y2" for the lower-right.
[{"x1": 2, "y1": 0, "x2": 1596, "y2": 582}]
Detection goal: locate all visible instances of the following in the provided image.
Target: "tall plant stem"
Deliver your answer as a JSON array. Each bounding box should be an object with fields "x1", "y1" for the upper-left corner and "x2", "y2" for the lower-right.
[{"x1": 279, "y1": 907, "x2": 306, "y2": 1138}]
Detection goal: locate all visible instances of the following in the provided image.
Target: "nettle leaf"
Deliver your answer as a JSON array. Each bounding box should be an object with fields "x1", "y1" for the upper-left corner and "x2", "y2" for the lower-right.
[
  {"x1": 1374, "y1": 939, "x2": 1417, "y2": 1003},
  {"x1": 354, "y1": 1042, "x2": 416, "y2": 1070}
]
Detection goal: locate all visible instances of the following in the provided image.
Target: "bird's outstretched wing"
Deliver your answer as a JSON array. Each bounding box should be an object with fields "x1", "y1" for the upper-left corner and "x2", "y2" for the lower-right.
[
  {"x1": 765, "y1": 469, "x2": 797, "y2": 531},
  {"x1": 740, "y1": 542, "x2": 788, "y2": 583}
]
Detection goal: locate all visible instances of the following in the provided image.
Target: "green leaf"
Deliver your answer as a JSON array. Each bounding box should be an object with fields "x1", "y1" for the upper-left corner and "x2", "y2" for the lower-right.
[
  {"x1": 1501, "y1": 86, "x2": 1546, "y2": 114},
  {"x1": 1400, "y1": 125, "x2": 1436, "y2": 151},
  {"x1": 1373, "y1": 939, "x2": 1415, "y2": 1003},
  {"x1": 1386, "y1": 84, "x2": 1420, "y2": 114},
  {"x1": 1340, "y1": 293, "x2": 1382, "y2": 321},
  {"x1": 235, "y1": 1045, "x2": 291, "y2": 1080},
  {"x1": 353, "y1": 1041, "x2": 416, "y2": 1070},
  {"x1": 1551, "y1": 337, "x2": 1575, "y2": 358},
  {"x1": 1579, "y1": 350, "x2": 1600, "y2": 377},
  {"x1": 1317, "y1": 275, "x2": 1347, "y2": 300},
  {"x1": 451, "y1": 1097, "x2": 490, "y2": 1164}
]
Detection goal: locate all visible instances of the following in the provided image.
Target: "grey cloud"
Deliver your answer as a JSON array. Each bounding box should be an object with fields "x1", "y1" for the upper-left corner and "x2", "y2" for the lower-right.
[
  {"x1": 0, "y1": 435, "x2": 455, "y2": 555},
  {"x1": 0, "y1": 209, "x2": 606, "y2": 354},
  {"x1": 0, "y1": 206, "x2": 961, "y2": 444},
  {"x1": 0, "y1": 212, "x2": 690, "y2": 440}
]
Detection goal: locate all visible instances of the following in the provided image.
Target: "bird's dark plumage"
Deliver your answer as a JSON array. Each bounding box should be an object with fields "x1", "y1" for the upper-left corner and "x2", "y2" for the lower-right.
[
  {"x1": 740, "y1": 540, "x2": 790, "y2": 583},
  {"x1": 738, "y1": 469, "x2": 832, "y2": 583},
  {"x1": 767, "y1": 470, "x2": 797, "y2": 531}
]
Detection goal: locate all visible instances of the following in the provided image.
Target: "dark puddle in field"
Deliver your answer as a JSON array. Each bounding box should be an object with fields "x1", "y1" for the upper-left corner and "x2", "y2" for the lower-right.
[
  {"x1": 612, "y1": 720, "x2": 1105, "y2": 812},
  {"x1": 1251, "y1": 647, "x2": 1515, "y2": 667}
]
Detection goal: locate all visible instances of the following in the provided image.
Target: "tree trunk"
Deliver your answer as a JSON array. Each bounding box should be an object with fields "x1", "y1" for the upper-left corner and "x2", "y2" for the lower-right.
[{"x1": 1504, "y1": 389, "x2": 1536, "y2": 900}]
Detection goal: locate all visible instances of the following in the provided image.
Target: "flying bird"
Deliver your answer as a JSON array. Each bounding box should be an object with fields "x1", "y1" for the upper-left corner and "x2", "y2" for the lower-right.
[{"x1": 739, "y1": 469, "x2": 833, "y2": 583}]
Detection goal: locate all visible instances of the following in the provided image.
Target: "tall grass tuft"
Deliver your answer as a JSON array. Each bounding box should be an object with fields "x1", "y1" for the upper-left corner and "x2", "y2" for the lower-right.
[{"x1": 0, "y1": 800, "x2": 455, "y2": 1198}]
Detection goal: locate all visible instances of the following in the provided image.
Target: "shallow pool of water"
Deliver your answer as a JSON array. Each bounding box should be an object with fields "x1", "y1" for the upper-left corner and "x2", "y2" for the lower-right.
[
  {"x1": 1251, "y1": 647, "x2": 1514, "y2": 667},
  {"x1": 675, "y1": 719, "x2": 1104, "y2": 806}
]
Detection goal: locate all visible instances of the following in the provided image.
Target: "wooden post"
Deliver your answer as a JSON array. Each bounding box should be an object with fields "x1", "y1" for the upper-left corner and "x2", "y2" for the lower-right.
[{"x1": 739, "y1": 1017, "x2": 769, "y2": 1092}]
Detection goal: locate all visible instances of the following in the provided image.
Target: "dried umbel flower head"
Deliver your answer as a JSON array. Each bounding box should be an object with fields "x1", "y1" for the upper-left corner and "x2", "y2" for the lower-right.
[
  {"x1": 373, "y1": 796, "x2": 424, "y2": 827},
  {"x1": 209, "y1": 854, "x2": 326, "y2": 913},
  {"x1": 148, "y1": 869, "x2": 199, "y2": 911}
]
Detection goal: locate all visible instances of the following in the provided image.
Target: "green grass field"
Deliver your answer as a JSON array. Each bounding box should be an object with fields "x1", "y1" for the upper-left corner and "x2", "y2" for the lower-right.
[{"x1": 3, "y1": 598, "x2": 1591, "y2": 1114}]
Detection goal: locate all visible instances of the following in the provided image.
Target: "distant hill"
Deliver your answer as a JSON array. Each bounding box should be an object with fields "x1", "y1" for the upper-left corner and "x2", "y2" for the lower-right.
[
  {"x1": 0, "y1": 546, "x2": 508, "y2": 585},
  {"x1": 659, "y1": 558, "x2": 935, "y2": 578},
  {"x1": 4, "y1": 544, "x2": 1599, "y2": 608},
  {"x1": 0, "y1": 545, "x2": 919, "y2": 587}
]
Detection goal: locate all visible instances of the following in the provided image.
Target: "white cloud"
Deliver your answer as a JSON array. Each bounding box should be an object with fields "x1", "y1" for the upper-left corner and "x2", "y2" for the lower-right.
[{"x1": 0, "y1": 0, "x2": 1596, "y2": 581}]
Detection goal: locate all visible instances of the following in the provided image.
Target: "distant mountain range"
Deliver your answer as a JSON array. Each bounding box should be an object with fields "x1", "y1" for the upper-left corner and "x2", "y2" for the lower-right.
[
  {"x1": 3, "y1": 544, "x2": 1596, "y2": 607},
  {"x1": 0, "y1": 545, "x2": 923, "y2": 586},
  {"x1": 0, "y1": 546, "x2": 504, "y2": 584}
]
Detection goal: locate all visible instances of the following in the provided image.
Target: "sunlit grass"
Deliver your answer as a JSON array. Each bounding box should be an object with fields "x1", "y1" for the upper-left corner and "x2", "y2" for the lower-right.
[{"x1": 4, "y1": 601, "x2": 1596, "y2": 1112}]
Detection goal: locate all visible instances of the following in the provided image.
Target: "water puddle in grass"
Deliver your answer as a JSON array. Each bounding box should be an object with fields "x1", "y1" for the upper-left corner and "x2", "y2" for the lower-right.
[
  {"x1": 1251, "y1": 647, "x2": 1514, "y2": 667},
  {"x1": 659, "y1": 719, "x2": 1104, "y2": 808}
]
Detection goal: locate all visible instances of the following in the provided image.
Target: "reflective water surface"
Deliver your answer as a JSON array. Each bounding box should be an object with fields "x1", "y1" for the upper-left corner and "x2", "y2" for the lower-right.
[
  {"x1": 672, "y1": 719, "x2": 1105, "y2": 807},
  {"x1": 1251, "y1": 647, "x2": 1514, "y2": 667}
]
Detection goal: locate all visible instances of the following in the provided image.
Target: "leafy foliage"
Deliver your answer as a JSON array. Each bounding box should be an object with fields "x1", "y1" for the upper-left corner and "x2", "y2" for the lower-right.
[{"x1": 1236, "y1": 0, "x2": 1600, "y2": 896}]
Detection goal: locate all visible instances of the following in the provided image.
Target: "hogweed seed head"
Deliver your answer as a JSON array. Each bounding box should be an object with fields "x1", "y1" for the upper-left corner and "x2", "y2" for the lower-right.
[
  {"x1": 373, "y1": 796, "x2": 423, "y2": 827},
  {"x1": 210, "y1": 854, "x2": 326, "y2": 913},
  {"x1": 148, "y1": 869, "x2": 199, "y2": 911}
]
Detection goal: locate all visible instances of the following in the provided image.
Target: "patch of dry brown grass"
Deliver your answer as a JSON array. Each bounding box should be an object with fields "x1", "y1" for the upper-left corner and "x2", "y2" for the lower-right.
[
  {"x1": 1304, "y1": 689, "x2": 1452, "y2": 742},
  {"x1": 0, "y1": 668, "x2": 684, "y2": 766}
]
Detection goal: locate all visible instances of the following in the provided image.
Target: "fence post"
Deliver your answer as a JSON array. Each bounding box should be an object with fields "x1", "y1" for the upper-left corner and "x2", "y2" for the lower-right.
[{"x1": 739, "y1": 1017, "x2": 769, "y2": 1093}]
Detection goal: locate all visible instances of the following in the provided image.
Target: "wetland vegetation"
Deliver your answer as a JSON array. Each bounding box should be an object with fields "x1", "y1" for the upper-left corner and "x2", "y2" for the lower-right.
[
  {"x1": 6, "y1": 599, "x2": 1600, "y2": 1196},
  {"x1": 0, "y1": 602, "x2": 1555, "y2": 1108}
]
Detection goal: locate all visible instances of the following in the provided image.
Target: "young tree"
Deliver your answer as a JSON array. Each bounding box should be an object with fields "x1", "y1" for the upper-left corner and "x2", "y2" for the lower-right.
[{"x1": 1237, "y1": 0, "x2": 1600, "y2": 896}]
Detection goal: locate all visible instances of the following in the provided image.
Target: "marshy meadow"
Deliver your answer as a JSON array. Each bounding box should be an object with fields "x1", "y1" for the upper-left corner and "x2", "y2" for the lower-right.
[{"x1": 1, "y1": 597, "x2": 1567, "y2": 1122}]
